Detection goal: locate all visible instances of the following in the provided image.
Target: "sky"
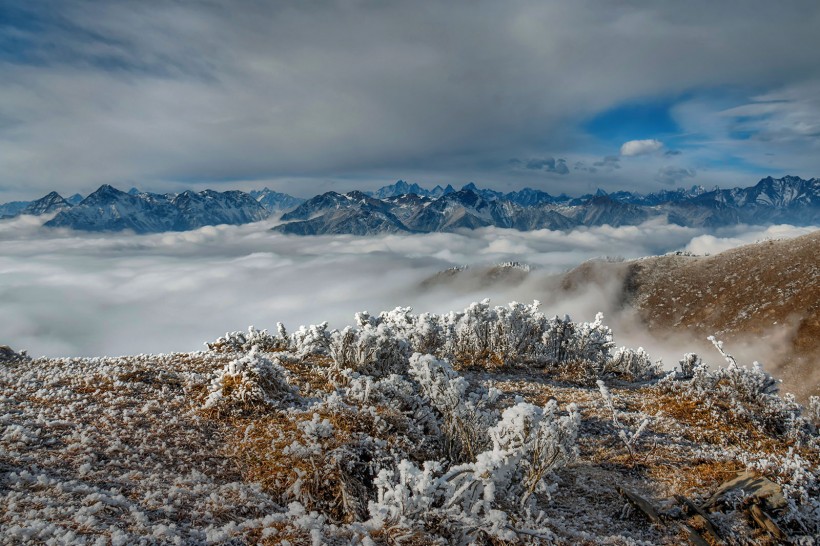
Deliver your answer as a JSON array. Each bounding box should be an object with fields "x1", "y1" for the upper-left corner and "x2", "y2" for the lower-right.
[{"x1": 1, "y1": 1, "x2": 820, "y2": 201}]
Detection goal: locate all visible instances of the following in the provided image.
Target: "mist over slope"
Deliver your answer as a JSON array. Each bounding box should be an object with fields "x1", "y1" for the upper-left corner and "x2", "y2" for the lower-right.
[{"x1": 560, "y1": 230, "x2": 820, "y2": 399}]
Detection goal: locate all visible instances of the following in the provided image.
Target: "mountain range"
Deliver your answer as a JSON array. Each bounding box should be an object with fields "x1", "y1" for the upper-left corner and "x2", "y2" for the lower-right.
[
  {"x1": 274, "y1": 175, "x2": 820, "y2": 235},
  {"x1": 1, "y1": 175, "x2": 818, "y2": 234}
]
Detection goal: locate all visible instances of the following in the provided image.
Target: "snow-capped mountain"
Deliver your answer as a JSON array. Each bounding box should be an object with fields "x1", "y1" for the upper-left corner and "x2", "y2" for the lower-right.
[
  {"x1": 2, "y1": 175, "x2": 818, "y2": 234},
  {"x1": 249, "y1": 188, "x2": 305, "y2": 212},
  {"x1": 278, "y1": 191, "x2": 409, "y2": 235},
  {"x1": 272, "y1": 176, "x2": 820, "y2": 235},
  {"x1": 66, "y1": 193, "x2": 85, "y2": 205},
  {"x1": 0, "y1": 200, "x2": 30, "y2": 219},
  {"x1": 20, "y1": 191, "x2": 72, "y2": 216},
  {"x1": 44, "y1": 184, "x2": 270, "y2": 233},
  {"x1": 368, "y1": 180, "x2": 456, "y2": 199}
]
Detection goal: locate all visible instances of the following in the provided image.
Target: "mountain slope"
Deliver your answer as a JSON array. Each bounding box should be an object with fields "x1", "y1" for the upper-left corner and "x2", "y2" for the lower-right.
[
  {"x1": 249, "y1": 188, "x2": 304, "y2": 212},
  {"x1": 274, "y1": 176, "x2": 820, "y2": 236},
  {"x1": 562, "y1": 230, "x2": 820, "y2": 398},
  {"x1": 20, "y1": 191, "x2": 72, "y2": 216},
  {"x1": 45, "y1": 185, "x2": 270, "y2": 233}
]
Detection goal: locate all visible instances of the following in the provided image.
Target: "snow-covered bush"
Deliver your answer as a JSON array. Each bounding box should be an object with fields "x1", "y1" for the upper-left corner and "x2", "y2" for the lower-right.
[
  {"x1": 203, "y1": 347, "x2": 298, "y2": 414},
  {"x1": 602, "y1": 346, "x2": 661, "y2": 382},
  {"x1": 408, "y1": 353, "x2": 500, "y2": 462},
  {"x1": 677, "y1": 352, "x2": 701, "y2": 378},
  {"x1": 329, "y1": 323, "x2": 408, "y2": 377},
  {"x1": 487, "y1": 400, "x2": 580, "y2": 507},
  {"x1": 809, "y1": 396, "x2": 820, "y2": 428},
  {"x1": 345, "y1": 373, "x2": 442, "y2": 458},
  {"x1": 368, "y1": 400, "x2": 579, "y2": 543},
  {"x1": 739, "y1": 447, "x2": 820, "y2": 537},
  {"x1": 290, "y1": 321, "x2": 332, "y2": 357},
  {"x1": 660, "y1": 338, "x2": 808, "y2": 439},
  {"x1": 328, "y1": 301, "x2": 620, "y2": 377},
  {"x1": 206, "y1": 324, "x2": 289, "y2": 353}
]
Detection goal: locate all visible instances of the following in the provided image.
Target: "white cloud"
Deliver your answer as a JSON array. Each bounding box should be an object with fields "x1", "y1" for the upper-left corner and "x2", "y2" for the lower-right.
[
  {"x1": 620, "y1": 139, "x2": 664, "y2": 157},
  {"x1": 1, "y1": 217, "x2": 816, "y2": 360},
  {"x1": 683, "y1": 224, "x2": 818, "y2": 255}
]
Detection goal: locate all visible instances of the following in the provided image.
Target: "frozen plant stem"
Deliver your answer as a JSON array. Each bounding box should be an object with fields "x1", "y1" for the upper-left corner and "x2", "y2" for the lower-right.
[{"x1": 597, "y1": 380, "x2": 650, "y2": 465}]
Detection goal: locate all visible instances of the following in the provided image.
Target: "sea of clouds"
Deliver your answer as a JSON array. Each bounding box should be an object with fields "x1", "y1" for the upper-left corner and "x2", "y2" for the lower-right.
[{"x1": 0, "y1": 215, "x2": 816, "y2": 365}]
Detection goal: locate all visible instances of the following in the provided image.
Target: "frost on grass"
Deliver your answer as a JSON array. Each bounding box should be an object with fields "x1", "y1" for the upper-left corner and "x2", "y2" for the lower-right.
[
  {"x1": 1, "y1": 300, "x2": 818, "y2": 545},
  {"x1": 203, "y1": 346, "x2": 298, "y2": 414}
]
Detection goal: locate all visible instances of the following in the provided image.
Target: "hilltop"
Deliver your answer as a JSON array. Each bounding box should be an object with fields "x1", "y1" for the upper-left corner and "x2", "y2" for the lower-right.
[
  {"x1": 562, "y1": 230, "x2": 820, "y2": 399},
  {"x1": 1, "y1": 302, "x2": 817, "y2": 544}
]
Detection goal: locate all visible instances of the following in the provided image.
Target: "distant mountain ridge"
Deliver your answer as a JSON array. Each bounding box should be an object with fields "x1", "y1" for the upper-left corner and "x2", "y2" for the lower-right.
[
  {"x1": 274, "y1": 175, "x2": 820, "y2": 235},
  {"x1": 43, "y1": 185, "x2": 272, "y2": 234},
  {"x1": 1, "y1": 175, "x2": 818, "y2": 233}
]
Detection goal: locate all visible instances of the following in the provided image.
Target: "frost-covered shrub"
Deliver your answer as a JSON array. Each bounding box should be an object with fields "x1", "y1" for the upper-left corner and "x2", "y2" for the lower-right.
[
  {"x1": 408, "y1": 353, "x2": 500, "y2": 461},
  {"x1": 487, "y1": 400, "x2": 580, "y2": 506},
  {"x1": 491, "y1": 301, "x2": 550, "y2": 366},
  {"x1": 203, "y1": 347, "x2": 298, "y2": 413},
  {"x1": 540, "y1": 313, "x2": 615, "y2": 383},
  {"x1": 345, "y1": 373, "x2": 441, "y2": 458},
  {"x1": 266, "y1": 300, "x2": 627, "y2": 383},
  {"x1": 565, "y1": 312, "x2": 615, "y2": 367},
  {"x1": 597, "y1": 380, "x2": 651, "y2": 464},
  {"x1": 291, "y1": 321, "x2": 332, "y2": 357},
  {"x1": 344, "y1": 301, "x2": 618, "y2": 374},
  {"x1": 739, "y1": 447, "x2": 820, "y2": 538},
  {"x1": 677, "y1": 352, "x2": 701, "y2": 378},
  {"x1": 236, "y1": 400, "x2": 398, "y2": 524},
  {"x1": 808, "y1": 396, "x2": 820, "y2": 428},
  {"x1": 329, "y1": 323, "x2": 409, "y2": 377},
  {"x1": 661, "y1": 338, "x2": 808, "y2": 438},
  {"x1": 602, "y1": 346, "x2": 661, "y2": 382},
  {"x1": 206, "y1": 324, "x2": 289, "y2": 353},
  {"x1": 368, "y1": 400, "x2": 579, "y2": 543}
]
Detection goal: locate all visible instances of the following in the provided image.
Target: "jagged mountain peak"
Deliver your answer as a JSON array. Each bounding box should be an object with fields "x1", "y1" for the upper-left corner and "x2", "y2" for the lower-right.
[{"x1": 21, "y1": 191, "x2": 72, "y2": 216}]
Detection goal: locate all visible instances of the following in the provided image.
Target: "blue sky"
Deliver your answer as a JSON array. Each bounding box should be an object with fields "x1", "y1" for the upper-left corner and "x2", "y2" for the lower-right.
[{"x1": 1, "y1": 0, "x2": 819, "y2": 200}]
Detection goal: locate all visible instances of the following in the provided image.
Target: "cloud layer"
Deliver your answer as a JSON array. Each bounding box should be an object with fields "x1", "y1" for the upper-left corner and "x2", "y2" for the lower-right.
[{"x1": 1, "y1": 216, "x2": 815, "y2": 363}]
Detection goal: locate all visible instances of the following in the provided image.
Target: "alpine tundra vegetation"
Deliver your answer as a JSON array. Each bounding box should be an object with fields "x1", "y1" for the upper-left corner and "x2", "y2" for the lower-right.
[{"x1": 1, "y1": 301, "x2": 817, "y2": 544}]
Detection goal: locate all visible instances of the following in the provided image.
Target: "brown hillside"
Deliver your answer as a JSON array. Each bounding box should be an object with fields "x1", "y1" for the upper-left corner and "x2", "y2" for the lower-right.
[{"x1": 564, "y1": 230, "x2": 820, "y2": 398}]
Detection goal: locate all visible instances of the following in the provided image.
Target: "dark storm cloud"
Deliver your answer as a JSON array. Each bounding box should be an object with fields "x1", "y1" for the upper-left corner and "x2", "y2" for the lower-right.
[
  {"x1": 655, "y1": 166, "x2": 697, "y2": 186},
  {"x1": 575, "y1": 156, "x2": 620, "y2": 173},
  {"x1": 1, "y1": 0, "x2": 820, "y2": 198},
  {"x1": 510, "y1": 157, "x2": 570, "y2": 175}
]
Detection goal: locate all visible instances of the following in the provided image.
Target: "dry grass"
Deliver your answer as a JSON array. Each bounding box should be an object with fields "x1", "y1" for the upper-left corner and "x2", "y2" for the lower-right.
[
  {"x1": 279, "y1": 353, "x2": 336, "y2": 394},
  {"x1": 222, "y1": 402, "x2": 420, "y2": 524},
  {"x1": 562, "y1": 230, "x2": 820, "y2": 399}
]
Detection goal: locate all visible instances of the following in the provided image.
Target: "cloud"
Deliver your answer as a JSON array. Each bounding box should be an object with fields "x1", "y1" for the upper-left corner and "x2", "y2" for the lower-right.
[
  {"x1": 1, "y1": 215, "x2": 815, "y2": 360},
  {"x1": 2, "y1": 1, "x2": 820, "y2": 198},
  {"x1": 594, "y1": 155, "x2": 621, "y2": 170},
  {"x1": 575, "y1": 155, "x2": 620, "y2": 174},
  {"x1": 720, "y1": 82, "x2": 820, "y2": 144},
  {"x1": 655, "y1": 165, "x2": 696, "y2": 185},
  {"x1": 620, "y1": 139, "x2": 664, "y2": 156},
  {"x1": 510, "y1": 157, "x2": 570, "y2": 175},
  {"x1": 683, "y1": 224, "x2": 818, "y2": 255}
]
